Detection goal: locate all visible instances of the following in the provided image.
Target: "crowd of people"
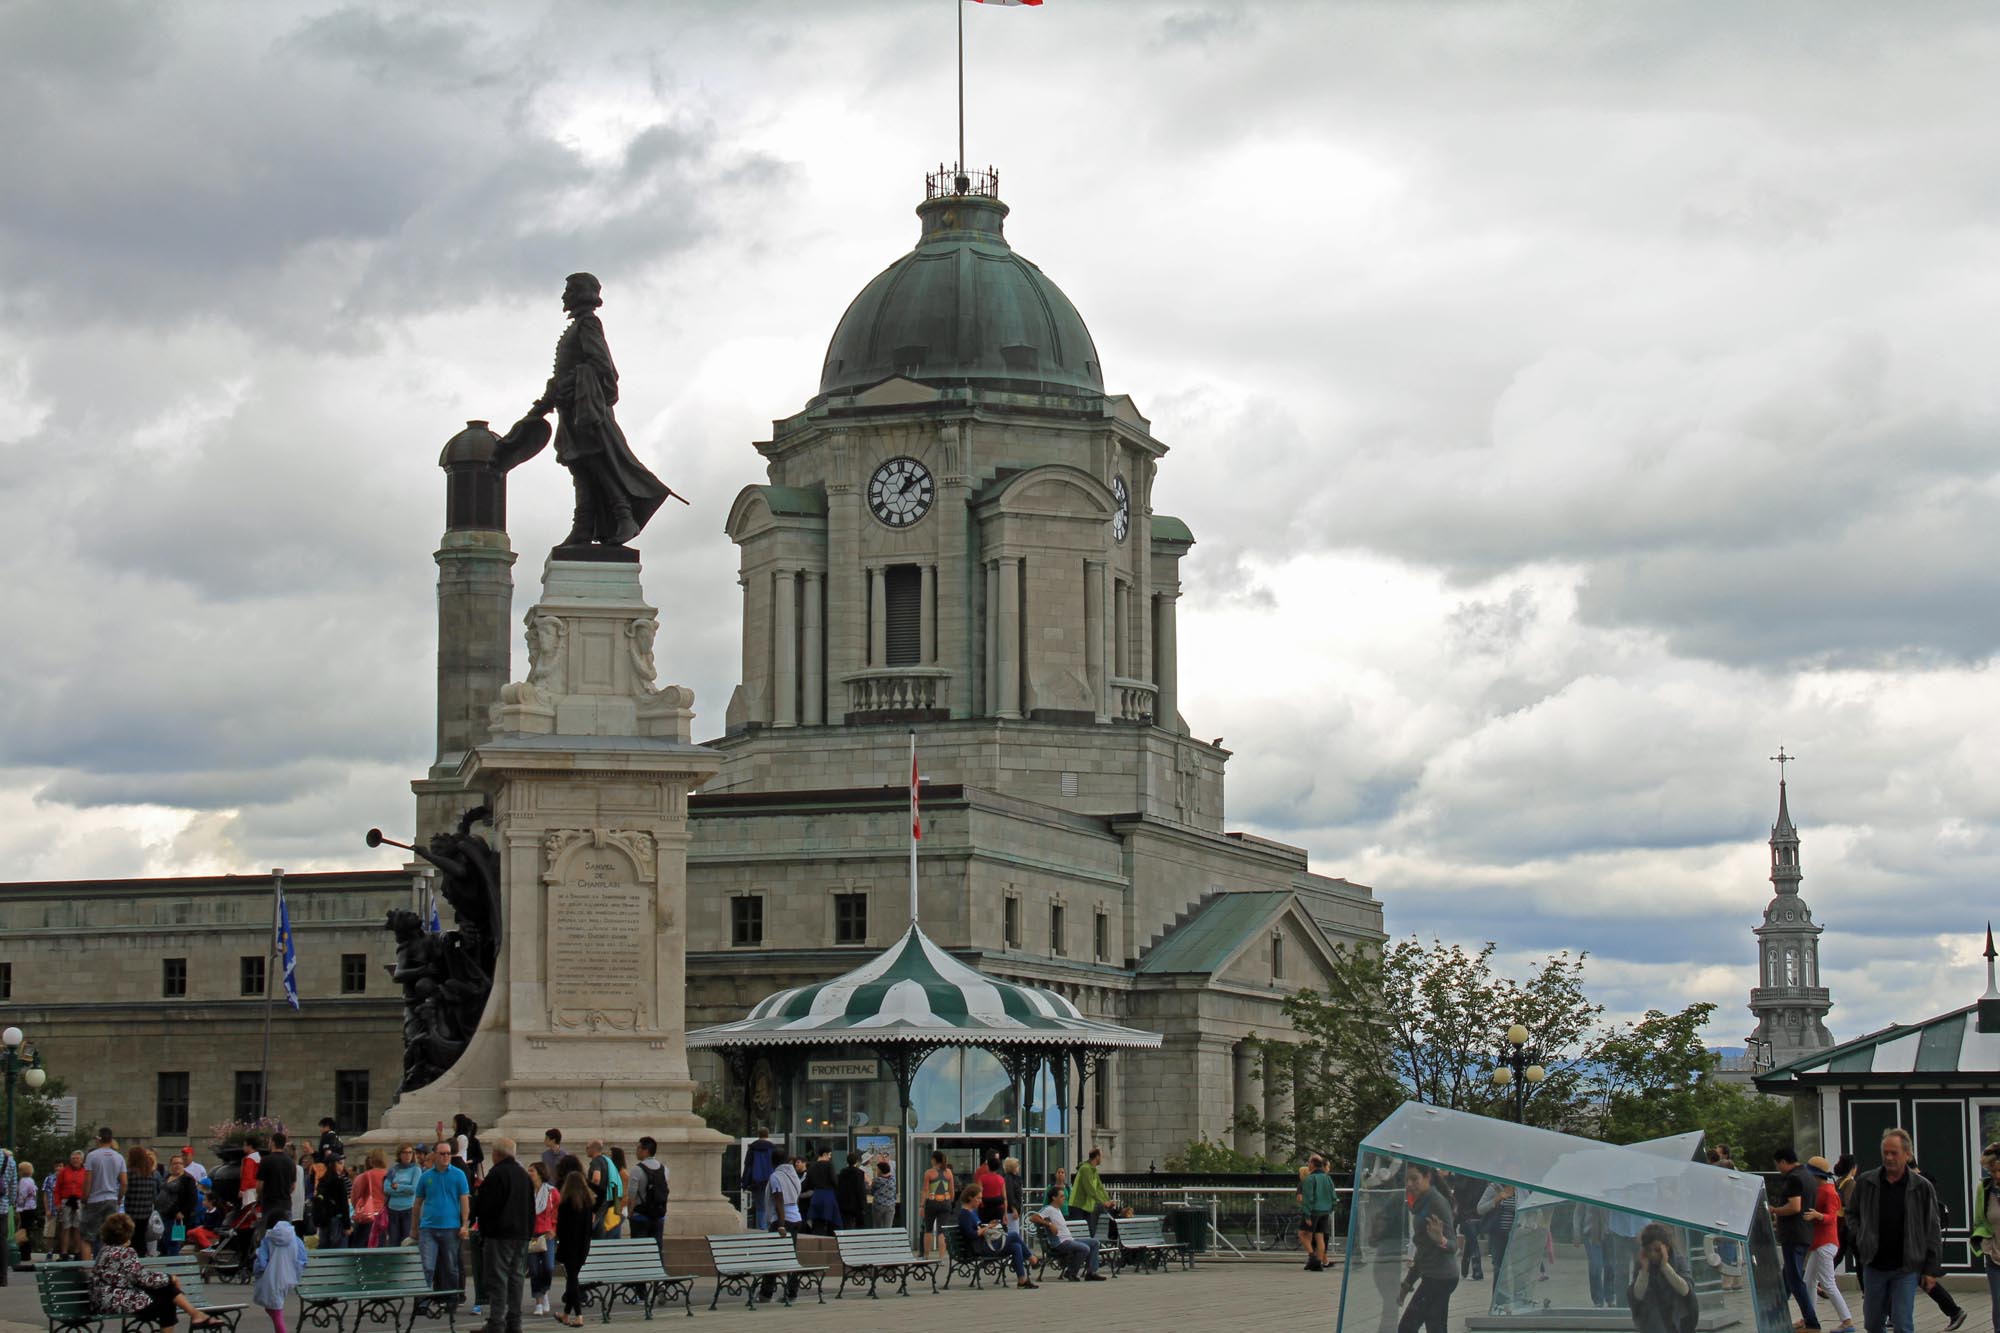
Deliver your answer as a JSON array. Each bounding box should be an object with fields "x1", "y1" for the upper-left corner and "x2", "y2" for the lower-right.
[{"x1": 4, "y1": 1117, "x2": 676, "y2": 1333}]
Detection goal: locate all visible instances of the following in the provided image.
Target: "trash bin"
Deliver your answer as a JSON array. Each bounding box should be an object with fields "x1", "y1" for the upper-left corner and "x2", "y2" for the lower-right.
[{"x1": 1166, "y1": 1202, "x2": 1208, "y2": 1254}]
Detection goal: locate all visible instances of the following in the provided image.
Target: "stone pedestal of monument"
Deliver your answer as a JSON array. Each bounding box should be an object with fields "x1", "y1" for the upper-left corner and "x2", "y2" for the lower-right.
[{"x1": 366, "y1": 555, "x2": 736, "y2": 1236}]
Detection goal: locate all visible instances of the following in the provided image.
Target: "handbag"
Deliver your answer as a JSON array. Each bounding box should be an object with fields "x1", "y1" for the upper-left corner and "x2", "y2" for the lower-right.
[
  {"x1": 148, "y1": 1211, "x2": 165, "y2": 1240},
  {"x1": 603, "y1": 1204, "x2": 622, "y2": 1231},
  {"x1": 529, "y1": 1234, "x2": 549, "y2": 1255}
]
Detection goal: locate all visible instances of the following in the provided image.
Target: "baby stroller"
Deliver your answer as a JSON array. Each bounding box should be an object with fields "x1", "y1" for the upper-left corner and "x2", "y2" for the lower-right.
[{"x1": 196, "y1": 1148, "x2": 262, "y2": 1283}]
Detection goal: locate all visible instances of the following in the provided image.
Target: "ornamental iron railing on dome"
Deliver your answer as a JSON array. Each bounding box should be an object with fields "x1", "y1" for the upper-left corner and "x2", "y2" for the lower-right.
[{"x1": 926, "y1": 164, "x2": 1000, "y2": 200}]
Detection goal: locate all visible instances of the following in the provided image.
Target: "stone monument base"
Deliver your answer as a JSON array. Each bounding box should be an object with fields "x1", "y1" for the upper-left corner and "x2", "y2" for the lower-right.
[{"x1": 364, "y1": 556, "x2": 734, "y2": 1237}]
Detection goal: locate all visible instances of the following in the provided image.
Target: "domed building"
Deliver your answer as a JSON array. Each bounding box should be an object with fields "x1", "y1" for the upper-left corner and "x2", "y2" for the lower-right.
[{"x1": 676, "y1": 171, "x2": 1386, "y2": 1178}]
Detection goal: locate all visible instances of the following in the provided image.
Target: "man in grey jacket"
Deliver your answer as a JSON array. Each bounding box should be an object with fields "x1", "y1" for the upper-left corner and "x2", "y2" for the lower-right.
[{"x1": 1849, "y1": 1128, "x2": 1943, "y2": 1333}]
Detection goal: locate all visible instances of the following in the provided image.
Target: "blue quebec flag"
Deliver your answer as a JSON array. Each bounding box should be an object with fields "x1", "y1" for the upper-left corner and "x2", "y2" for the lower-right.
[
  {"x1": 277, "y1": 891, "x2": 301, "y2": 1011},
  {"x1": 427, "y1": 890, "x2": 442, "y2": 935}
]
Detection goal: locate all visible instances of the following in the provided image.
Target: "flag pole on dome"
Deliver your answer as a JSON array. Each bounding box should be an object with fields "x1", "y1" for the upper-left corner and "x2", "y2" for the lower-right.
[
  {"x1": 960, "y1": 0, "x2": 1042, "y2": 177},
  {"x1": 909, "y1": 730, "x2": 922, "y2": 926}
]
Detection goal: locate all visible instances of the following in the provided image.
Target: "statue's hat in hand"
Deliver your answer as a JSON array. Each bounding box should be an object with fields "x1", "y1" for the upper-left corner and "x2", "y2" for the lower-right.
[{"x1": 492, "y1": 272, "x2": 684, "y2": 555}]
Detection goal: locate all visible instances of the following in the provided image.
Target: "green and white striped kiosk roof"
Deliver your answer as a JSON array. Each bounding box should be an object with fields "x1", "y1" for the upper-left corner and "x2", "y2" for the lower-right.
[{"x1": 686, "y1": 923, "x2": 1162, "y2": 1051}]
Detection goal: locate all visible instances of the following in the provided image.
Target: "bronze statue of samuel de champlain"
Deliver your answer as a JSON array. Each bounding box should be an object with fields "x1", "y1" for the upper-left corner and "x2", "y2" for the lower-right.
[{"x1": 493, "y1": 272, "x2": 684, "y2": 553}]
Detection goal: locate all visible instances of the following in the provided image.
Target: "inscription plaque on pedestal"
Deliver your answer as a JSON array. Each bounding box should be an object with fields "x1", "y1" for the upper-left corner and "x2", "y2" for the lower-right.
[{"x1": 547, "y1": 846, "x2": 653, "y2": 1031}]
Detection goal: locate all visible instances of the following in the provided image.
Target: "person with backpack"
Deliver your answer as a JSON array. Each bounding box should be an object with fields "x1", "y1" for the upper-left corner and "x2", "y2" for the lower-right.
[
  {"x1": 742, "y1": 1130, "x2": 776, "y2": 1231},
  {"x1": 627, "y1": 1139, "x2": 668, "y2": 1240},
  {"x1": 583, "y1": 1140, "x2": 621, "y2": 1239}
]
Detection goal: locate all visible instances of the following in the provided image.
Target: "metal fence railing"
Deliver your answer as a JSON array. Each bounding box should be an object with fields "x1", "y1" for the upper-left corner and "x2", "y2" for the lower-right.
[{"x1": 1104, "y1": 1185, "x2": 1354, "y2": 1257}]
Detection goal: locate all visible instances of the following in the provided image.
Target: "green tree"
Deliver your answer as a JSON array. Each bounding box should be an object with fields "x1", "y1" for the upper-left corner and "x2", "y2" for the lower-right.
[
  {"x1": 10, "y1": 1075, "x2": 87, "y2": 1178},
  {"x1": 1589, "y1": 1002, "x2": 1793, "y2": 1163},
  {"x1": 1163, "y1": 1136, "x2": 1277, "y2": 1173},
  {"x1": 1267, "y1": 935, "x2": 1603, "y2": 1168}
]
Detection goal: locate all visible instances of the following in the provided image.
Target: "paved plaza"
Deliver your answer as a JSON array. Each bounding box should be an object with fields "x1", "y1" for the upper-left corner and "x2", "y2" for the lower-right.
[
  {"x1": 0, "y1": 1260, "x2": 1329, "y2": 1333},
  {"x1": 0, "y1": 1265, "x2": 1986, "y2": 1333}
]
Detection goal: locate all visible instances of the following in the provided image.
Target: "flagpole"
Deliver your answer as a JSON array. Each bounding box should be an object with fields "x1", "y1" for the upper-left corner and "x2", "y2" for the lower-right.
[
  {"x1": 957, "y1": 0, "x2": 965, "y2": 175},
  {"x1": 260, "y1": 867, "x2": 282, "y2": 1120},
  {"x1": 909, "y1": 731, "x2": 921, "y2": 926}
]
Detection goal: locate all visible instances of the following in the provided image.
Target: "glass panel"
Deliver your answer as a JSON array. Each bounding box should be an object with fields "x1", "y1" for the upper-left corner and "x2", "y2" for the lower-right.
[
  {"x1": 911, "y1": 1049, "x2": 962, "y2": 1133},
  {"x1": 1338, "y1": 1107, "x2": 1791, "y2": 1333},
  {"x1": 1029, "y1": 1062, "x2": 1064, "y2": 1134},
  {"x1": 962, "y1": 1049, "x2": 1017, "y2": 1133}
]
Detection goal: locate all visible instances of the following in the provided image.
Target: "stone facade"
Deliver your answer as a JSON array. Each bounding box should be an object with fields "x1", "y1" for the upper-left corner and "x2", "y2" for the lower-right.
[
  {"x1": 0, "y1": 871, "x2": 409, "y2": 1151},
  {"x1": 685, "y1": 179, "x2": 1386, "y2": 1171}
]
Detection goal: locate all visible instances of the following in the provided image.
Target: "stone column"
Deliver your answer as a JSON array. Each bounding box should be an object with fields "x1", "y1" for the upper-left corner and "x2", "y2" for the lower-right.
[
  {"x1": 920, "y1": 562, "x2": 937, "y2": 664},
  {"x1": 1232, "y1": 1042, "x2": 1262, "y2": 1157},
  {"x1": 771, "y1": 568, "x2": 796, "y2": 728},
  {"x1": 1263, "y1": 1045, "x2": 1294, "y2": 1161},
  {"x1": 869, "y1": 565, "x2": 888, "y2": 667},
  {"x1": 801, "y1": 571, "x2": 824, "y2": 726},
  {"x1": 417, "y1": 528, "x2": 517, "y2": 842},
  {"x1": 1114, "y1": 580, "x2": 1130, "y2": 677},
  {"x1": 1155, "y1": 592, "x2": 1178, "y2": 733},
  {"x1": 996, "y1": 557, "x2": 1022, "y2": 719},
  {"x1": 984, "y1": 560, "x2": 999, "y2": 715},
  {"x1": 1085, "y1": 559, "x2": 1108, "y2": 723}
]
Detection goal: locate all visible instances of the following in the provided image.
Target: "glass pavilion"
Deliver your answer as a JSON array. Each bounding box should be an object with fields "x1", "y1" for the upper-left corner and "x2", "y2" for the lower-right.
[{"x1": 1338, "y1": 1103, "x2": 1787, "y2": 1333}]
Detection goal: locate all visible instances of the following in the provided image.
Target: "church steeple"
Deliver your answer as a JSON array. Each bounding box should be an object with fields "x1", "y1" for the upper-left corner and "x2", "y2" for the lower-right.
[{"x1": 1746, "y1": 751, "x2": 1833, "y2": 1066}]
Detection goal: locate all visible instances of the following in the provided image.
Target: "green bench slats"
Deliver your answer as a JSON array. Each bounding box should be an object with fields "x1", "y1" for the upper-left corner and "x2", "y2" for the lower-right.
[
  {"x1": 573, "y1": 1237, "x2": 696, "y2": 1322},
  {"x1": 36, "y1": 1258, "x2": 246, "y2": 1333},
  {"x1": 1111, "y1": 1216, "x2": 1193, "y2": 1273},
  {"x1": 830, "y1": 1228, "x2": 938, "y2": 1299},
  {"x1": 939, "y1": 1226, "x2": 1014, "y2": 1292},
  {"x1": 295, "y1": 1247, "x2": 460, "y2": 1333},
  {"x1": 703, "y1": 1233, "x2": 827, "y2": 1311}
]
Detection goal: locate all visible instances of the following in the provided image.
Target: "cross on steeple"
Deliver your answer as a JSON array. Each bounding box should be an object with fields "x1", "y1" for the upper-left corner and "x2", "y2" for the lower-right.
[{"x1": 1770, "y1": 747, "x2": 1794, "y2": 779}]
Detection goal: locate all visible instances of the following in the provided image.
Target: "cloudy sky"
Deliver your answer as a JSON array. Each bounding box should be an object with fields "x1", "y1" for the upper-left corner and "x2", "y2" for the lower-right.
[{"x1": 4, "y1": 0, "x2": 1997, "y2": 1046}]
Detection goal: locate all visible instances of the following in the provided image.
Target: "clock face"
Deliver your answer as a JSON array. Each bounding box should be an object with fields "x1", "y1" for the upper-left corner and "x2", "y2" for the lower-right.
[
  {"x1": 1111, "y1": 475, "x2": 1130, "y2": 542},
  {"x1": 868, "y1": 456, "x2": 935, "y2": 528}
]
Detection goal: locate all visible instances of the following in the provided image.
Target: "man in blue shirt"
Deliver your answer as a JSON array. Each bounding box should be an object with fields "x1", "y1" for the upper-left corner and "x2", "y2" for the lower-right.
[{"x1": 414, "y1": 1141, "x2": 471, "y2": 1307}]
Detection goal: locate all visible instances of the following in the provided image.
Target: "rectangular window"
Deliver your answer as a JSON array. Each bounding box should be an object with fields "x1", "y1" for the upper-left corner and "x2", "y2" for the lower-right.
[
  {"x1": 731, "y1": 895, "x2": 764, "y2": 947},
  {"x1": 234, "y1": 1070, "x2": 265, "y2": 1122},
  {"x1": 0, "y1": 961, "x2": 10, "y2": 1000},
  {"x1": 240, "y1": 954, "x2": 266, "y2": 997},
  {"x1": 156, "y1": 1072, "x2": 190, "y2": 1137},
  {"x1": 834, "y1": 893, "x2": 868, "y2": 945},
  {"x1": 1273, "y1": 933, "x2": 1285, "y2": 980},
  {"x1": 1094, "y1": 911, "x2": 1110, "y2": 964},
  {"x1": 884, "y1": 565, "x2": 923, "y2": 666},
  {"x1": 334, "y1": 1070, "x2": 370, "y2": 1134},
  {"x1": 1004, "y1": 896, "x2": 1021, "y2": 950},
  {"x1": 340, "y1": 953, "x2": 368, "y2": 994},
  {"x1": 1093, "y1": 1060, "x2": 1111, "y2": 1129},
  {"x1": 163, "y1": 957, "x2": 188, "y2": 998},
  {"x1": 1050, "y1": 903, "x2": 1067, "y2": 956}
]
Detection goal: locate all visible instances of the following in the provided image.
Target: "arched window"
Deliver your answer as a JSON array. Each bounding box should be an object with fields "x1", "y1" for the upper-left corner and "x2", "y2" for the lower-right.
[{"x1": 1785, "y1": 950, "x2": 1799, "y2": 985}]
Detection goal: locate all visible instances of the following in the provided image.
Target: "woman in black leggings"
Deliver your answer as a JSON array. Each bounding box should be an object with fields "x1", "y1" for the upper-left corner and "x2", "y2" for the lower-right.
[{"x1": 554, "y1": 1170, "x2": 594, "y2": 1327}]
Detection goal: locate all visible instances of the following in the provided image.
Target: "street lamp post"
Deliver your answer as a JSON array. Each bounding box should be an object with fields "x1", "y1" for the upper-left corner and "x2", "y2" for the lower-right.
[
  {"x1": 4, "y1": 1026, "x2": 50, "y2": 1273},
  {"x1": 1489, "y1": 1023, "x2": 1545, "y2": 1123}
]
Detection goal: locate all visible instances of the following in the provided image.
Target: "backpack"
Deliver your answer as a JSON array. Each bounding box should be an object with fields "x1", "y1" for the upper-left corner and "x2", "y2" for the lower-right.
[
  {"x1": 637, "y1": 1161, "x2": 668, "y2": 1216},
  {"x1": 744, "y1": 1141, "x2": 775, "y2": 1189}
]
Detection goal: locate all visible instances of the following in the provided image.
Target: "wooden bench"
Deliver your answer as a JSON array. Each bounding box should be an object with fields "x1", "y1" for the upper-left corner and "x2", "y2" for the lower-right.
[
  {"x1": 1026, "y1": 1215, "x2": 1115, "y2": 1282},
  {"x1": 35, "y1": 1259, "x2": 245, "y2": 1333},
  {"x1": 295, "y1": 1247, "x2": 461, "y2": 1333},
  {"x1": 141, "y1": 1256, "x2": 248, "y2": 1331},
  {"x1": 704, "y1": 1233, "x2": 826, "y2": 1311},
  {"x1": 939, "y1": 1225, "x2": 1012, "y2": 1292},
  {"x1": 573, "y1": 1237, "x2": 696, "y2": 1321},
  {"x1": 830, "y1": 1228, "x2": 938, "y2": 1299},
  {"x1": 1110, "y1": 1215, "x2": 1192, "y2": 1272}
]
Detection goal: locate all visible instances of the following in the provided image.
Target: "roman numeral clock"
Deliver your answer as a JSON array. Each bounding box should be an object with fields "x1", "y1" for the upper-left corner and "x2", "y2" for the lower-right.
[{"x1": 867, "y1": 456, "x2": 935, "y2": 527}]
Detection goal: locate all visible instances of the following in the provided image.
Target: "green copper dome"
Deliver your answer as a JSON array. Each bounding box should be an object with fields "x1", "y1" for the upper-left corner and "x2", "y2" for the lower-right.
[{"x1": 817, "y1": 189, "x2": 1104, "y2": 400}]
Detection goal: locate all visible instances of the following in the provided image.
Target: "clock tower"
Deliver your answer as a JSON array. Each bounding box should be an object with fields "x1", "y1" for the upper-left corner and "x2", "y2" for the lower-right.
[
  {"x1": 716, "y1": 169, "x2": 1217, "y2": 824},
  {"x1": 1746, "y1": 769, "x2": 1835, "y2": 1066}
]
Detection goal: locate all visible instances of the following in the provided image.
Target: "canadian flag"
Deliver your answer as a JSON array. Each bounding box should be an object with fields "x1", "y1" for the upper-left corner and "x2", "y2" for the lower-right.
[{"x1": 911, "y1": 747, "x2": 923, "y2": 841}]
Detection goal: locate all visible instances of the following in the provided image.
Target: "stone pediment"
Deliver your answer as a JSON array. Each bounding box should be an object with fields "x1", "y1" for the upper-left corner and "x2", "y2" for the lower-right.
[
  {"x1": 971, "y1": 463, "x2": 1116, "y2": 520},
  {"x1": 848, "y1": 375, "x2": 943, "y2": 407}
]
